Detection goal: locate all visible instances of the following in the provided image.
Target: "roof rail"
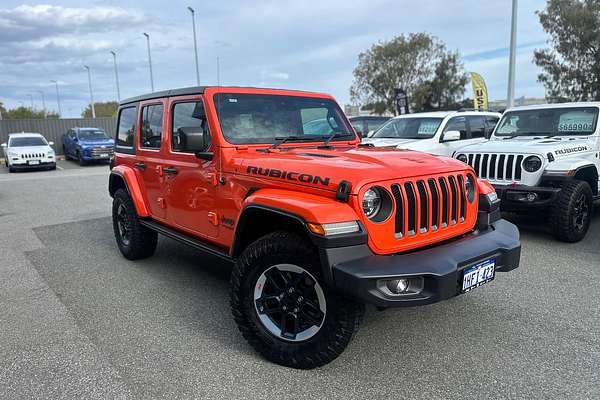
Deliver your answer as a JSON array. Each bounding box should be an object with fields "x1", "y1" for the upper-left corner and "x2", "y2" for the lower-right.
[{"x1": 457, "y1": 108, "x2": 476, "y2": 112}]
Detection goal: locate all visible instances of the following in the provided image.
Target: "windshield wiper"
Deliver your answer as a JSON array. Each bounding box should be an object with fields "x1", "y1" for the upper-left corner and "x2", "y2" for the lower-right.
[
  {"x1": 271, "y1": 136, "x2": 306, "y2": 149},
  {"x1": 318, "y1": 132, "x2": 354, "y2": 148}
]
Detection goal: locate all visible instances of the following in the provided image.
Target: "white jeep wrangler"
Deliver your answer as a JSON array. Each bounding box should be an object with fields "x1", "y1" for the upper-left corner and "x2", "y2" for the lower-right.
[
  {"x1": 361, "y1": 110, "x2": 501, "y2": 157},
  {"x1": 454, "y1": 103, "x2": 600, "y2": 242}
]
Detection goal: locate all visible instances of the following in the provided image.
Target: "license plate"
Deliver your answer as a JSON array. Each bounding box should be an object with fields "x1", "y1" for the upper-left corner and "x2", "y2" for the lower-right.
[
  {"x1": 461, "y1": 258, "x2": 495, "y2": 293},
  {"x1": 99, "y1": 154, "x2": 109, "y2": 158},
  {"x1": 28, "y1": 160, "x2": 40, "y2": 165}
]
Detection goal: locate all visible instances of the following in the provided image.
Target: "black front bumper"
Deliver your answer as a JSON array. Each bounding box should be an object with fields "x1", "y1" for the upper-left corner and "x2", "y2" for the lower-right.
[
  {"x1": 493, "y1": 184, "x2": 560, "y2": 211},
  {"x1": 326, "y1": 219, "x2": 521, "y2": 308},
  {"x1": 11, "y1": 161, "x2": 56, "y2": 170}
]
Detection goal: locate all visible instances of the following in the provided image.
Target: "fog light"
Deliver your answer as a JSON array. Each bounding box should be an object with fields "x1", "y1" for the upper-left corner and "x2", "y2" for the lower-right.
[
  {"x1": 526, "y1": 192, "x2": 538, "y2": 202},
  {"x1": 386, "y1": 278, "x2": 409, "y2": 294}
]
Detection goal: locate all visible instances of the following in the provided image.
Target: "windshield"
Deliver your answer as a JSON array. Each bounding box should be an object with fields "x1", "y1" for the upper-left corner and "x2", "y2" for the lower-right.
[
  {"x1": 495, "y1": 107, "x2": 599, "y2": 137},
  {"x1": 371, "y1": 117, "x2": 443, "y2": 139},
  {"x1": 214, "y1": 93, "x2": 354, "y2": 144},
  {"x1": 9, "y1": 136, "x2": 47, "y2": 147},
  {"x1": 79, "y1": 129, "x2": 109, "y2": 140}
]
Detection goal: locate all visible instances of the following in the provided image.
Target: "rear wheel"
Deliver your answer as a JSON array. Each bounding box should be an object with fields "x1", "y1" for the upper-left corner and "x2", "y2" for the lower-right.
[
  {"x1": 230, "y1": 231, "x2": 364, "y2": 369},
  {"x1": 552, "y1": 180, "x2": 593, "y2": 242},
  {"x1": 112, "y1": 189, "x2": 157, "y2": 260}
]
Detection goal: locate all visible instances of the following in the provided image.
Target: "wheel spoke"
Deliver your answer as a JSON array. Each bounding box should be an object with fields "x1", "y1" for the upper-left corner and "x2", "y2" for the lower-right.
[
  {"x1": 299, "y1": 308, "x2": 325, "y2": 328},
  {"x1": 264, "y1": 268, "x2": 289, "y2": 292},
  {"x1": 255, "y1": 296, "x2": 280, "y2": 315}
]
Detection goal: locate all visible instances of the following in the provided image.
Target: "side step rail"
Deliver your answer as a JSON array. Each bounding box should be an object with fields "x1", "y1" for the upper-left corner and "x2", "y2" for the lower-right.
[{"x1": 139, "y1": 219, "x2": 232, "y2": 262}]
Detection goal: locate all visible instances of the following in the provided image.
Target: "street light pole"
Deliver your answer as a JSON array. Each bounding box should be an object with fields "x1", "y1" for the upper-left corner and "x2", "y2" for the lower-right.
[
  {"x1": 143, "y1": 33, "x2": 155, "y2": 92},
  {"x1": 36, "y1": 90, "x2": 46, "y2": 118},
  {"x1": 83, "y1": 65, "x2": 96, "y2": 118},
  {"x1": 188, "y1": 6, "x2": 200, "y2": 86},
  {"x1": 27, "y1": 94, "x2": 34, "y2": 110},
  {"x1": 507, "y1": 0, "x2": 518, "y2": 108},
  {"x1": 50, "y1": 80, "x2": 62, "y2": 117},
  {"x1": 110, "y1": 51, "x2": 121, "y2": 102}
]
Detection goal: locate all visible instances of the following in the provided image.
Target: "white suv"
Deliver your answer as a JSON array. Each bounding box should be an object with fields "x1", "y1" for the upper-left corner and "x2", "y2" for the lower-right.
[
  {"x1": 454, "y1": 103, "x2": 600, "y2": 242},
  {"x1": 1, "y1": 132, "x2": 56, "y2": 172},
  {"x1": 361, "y1": 111, "x2": 501, "y2": 157}
]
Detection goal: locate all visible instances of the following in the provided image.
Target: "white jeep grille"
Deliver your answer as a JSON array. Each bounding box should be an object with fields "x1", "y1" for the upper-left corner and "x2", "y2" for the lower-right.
[
  {"x1": 21, "y1": 153, "x2": 44, "y2": 159},
  {"x1": 464, "y1": 153, "x2": 525, "y2": 182}
]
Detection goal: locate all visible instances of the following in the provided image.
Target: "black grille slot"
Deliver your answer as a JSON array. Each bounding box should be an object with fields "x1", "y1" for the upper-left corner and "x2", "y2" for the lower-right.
[
  {"x1": 404, "y1": 182, "x2": 417, "y2": 236},
  {"x1": 506, "y1": 155, "x2": 514, "y2": 180},
  {"x1": 515, "y1": 155, "x2": 524, "y2": 180},
  {"x1": 468, "y1": 154, "x2": 474, "y2": 166},
  {"x1": 438, "y1": 177, "x2": 449, "y2": 227},
  {"x1": 448, "y1": 175, "x2": 458, "y2": 224},
  {"x1": 498, "y1": 155, "x2": 505, "y2": 180},
  {"x1": 416, "y1": 181, "x2": 429, "y2": 233},
  {"x1": 457, "y1": 175, "x2": 466, "y2": 221},
  {"x1": 481, "y1": 154, "x2": 489, "y2": 178},
  {"x1": 489, "y1": 154, "x2": 497, "y2": 179},
  {"x1": 428, "y1": 179, "x2": 439, "y2": 231},
  {"x1": 474, "y1": 154, "x2": 482, "y2": 176},
  {"x1": 391, "y1": 184, "x2": 404, "y2": 237}
]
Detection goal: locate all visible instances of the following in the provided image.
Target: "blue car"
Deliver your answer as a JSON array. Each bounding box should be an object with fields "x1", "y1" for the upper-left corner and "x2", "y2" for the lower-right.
[{"x1": 62, "y1": 127, "x2": 115, "y2": 165}]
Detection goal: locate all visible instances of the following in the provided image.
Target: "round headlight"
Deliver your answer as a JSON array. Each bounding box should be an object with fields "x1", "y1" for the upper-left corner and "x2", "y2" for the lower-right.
[
  {"x1": 362, "y1": 188, "x2": 382, "y2": 218},
  {"x1": 362, "y1": 187, "x2": 394, "y2": 222},
  {"x1": 465, "y1": 174, "x2": 476, "y2": 203},
  {"x1": 523, "y1": 156, "x2": 542, "y2": 172},
  {"x1": 456, "y1": 154, "x2": 468, "y2": 164}
]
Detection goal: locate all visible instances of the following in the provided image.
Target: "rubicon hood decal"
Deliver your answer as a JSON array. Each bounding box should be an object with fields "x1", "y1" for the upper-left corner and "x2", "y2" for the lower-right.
[
  {"x1": 246, "y1": 165, "x2": 330, "y2": 187},
  {"x1": 554, "y1": 145, "x2": 589, "y2": 155}
]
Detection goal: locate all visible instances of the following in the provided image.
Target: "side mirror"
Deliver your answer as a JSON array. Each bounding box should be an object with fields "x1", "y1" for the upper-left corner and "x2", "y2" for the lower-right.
[
  {"x1": 175, "y1": 127, "x2": 213, "y2": 160},
  {"x1": 73, "y1": 137, "x2": 78, "y2": 142},
  {"x1": 1, "y1": 143, "x2": 6, "y2": 148},
  {"x1": 367, "y1": 130, "x2": 375, "y2": 137},
  {"x1": 48, "y1": 141, "x2": 54, "y2": 146},
  {"x1": 442, "y1": 130, "x2": 461, "y2": 142}
]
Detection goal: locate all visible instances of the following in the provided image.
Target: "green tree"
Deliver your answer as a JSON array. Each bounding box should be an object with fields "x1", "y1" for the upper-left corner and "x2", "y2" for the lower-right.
[
  {"x1": 534, "y1": 0, "x2": 600, "y2": 101},
  {"x1": 82, "y1": 101, "x2": 118, "y2": 118},
  {"x1": 0, "y1": 101, "x2": 6, "y2": 119},
  {"x1": 350, "y1": 33, "x2": 468, "y2": 115},
  {"x1": 4, "y1": 106, "x2": 59, "y2": 119}
]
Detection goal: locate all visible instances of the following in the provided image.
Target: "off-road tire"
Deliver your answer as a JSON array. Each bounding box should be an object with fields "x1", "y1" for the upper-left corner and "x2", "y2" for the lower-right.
[
  {"x1": 112, "y1": 188, "x2": 157, "y2": 260},
  {"x1": 552, "y1": 180, "x2": 593, "y2": 243},
  {"x1": 230, "y1": 231, "x2": 364, "y2": 369}
]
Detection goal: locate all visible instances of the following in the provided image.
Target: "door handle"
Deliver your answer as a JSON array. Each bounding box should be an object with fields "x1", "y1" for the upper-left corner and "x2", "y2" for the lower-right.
[
  {"x1": 163, "y1": 166, "x2": 178, "y2": 175},
  {"x1": 134, "y1": 162, "x2": 146, "y2": 170}
]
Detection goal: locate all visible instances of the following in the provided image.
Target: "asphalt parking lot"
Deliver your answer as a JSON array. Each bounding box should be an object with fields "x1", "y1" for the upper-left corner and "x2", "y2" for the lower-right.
[{"x1": 0, "y1": 161, "x2": 599, "y2": 399}]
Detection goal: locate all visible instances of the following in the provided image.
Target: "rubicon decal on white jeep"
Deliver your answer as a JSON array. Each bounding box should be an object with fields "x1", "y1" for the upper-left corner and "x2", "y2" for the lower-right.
[{"x1": 454, "y1": 103, "x2": 600, "y2": 243}]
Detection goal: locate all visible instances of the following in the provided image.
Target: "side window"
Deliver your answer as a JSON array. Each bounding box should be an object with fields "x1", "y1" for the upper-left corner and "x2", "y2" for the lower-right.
[
  {"x1": 116, "y1": 106, "x2": 137, "y2": 149},
  {"x1": 140, "y1": 104, "x2": 164, "y2": 149},
  {"x1": 468, "y1": 116, "x2": 486, "y2": 139},
  {"x1": 485, "y1": 117, "x2": 499, "y2": 137},
  {"x1": 444, "y1": 117, "x2": 468, "y2": 139},
  {"x1": 171, "y1": 101, "x2": 210, "y2": 152}
]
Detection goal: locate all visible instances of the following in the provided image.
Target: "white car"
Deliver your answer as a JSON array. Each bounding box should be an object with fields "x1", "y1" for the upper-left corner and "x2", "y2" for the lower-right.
[
  {"x1": 1, "y1": 132, "x2": 56, "y2": 173},
  {"x1": 361, "y1": 111, "x2": 501, "y2": 157},
  {"x1": 454, "y1": 102, "x2": 600, "y2": 242}
]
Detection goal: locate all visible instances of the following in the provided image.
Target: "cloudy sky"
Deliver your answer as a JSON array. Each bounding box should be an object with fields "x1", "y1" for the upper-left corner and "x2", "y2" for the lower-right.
[{"x1": 0, "y1": 0, "x2": 549, "y2": 117}]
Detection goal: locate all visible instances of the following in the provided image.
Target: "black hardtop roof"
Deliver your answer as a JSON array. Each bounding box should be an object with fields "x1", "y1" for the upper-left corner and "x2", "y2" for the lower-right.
[{"x1": 119, "y1": 86, "x2": 327, "y2": 107}]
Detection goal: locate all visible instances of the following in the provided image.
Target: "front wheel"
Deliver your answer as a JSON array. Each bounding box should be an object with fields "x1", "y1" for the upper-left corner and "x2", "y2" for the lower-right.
[
  {"x1": 230, "y1": 231, "x2": 364, "y2": 369},
  {"x1": 552, "y1": 180, "x2": 593, "y2": 242},
  {"x1": 112, "y1": 189, "x2": 157, "y2": 260}
]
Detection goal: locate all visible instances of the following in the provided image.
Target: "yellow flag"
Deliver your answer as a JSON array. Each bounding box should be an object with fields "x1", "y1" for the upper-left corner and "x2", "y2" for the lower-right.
[{"x1": 471, "y1": 72, "x2": 489, "y2": 111}]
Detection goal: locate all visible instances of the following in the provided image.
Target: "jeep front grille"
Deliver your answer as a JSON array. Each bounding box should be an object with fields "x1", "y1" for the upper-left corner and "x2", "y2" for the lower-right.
[
  {"x1": 21, "y1": 153, "x2": 44, "y2": 159},
  {"x1": 466, "y1": 153, "x2": 524, "y2": 182},
  {"x1": 390, "y1": 174, "x2": 468, "y2": 238}
]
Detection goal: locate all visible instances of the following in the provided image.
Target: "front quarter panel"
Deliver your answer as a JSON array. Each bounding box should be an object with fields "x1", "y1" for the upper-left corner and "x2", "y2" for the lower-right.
[
  {"x1": 110, "y1": 165, "x2": 150, "y2": 217},
  {"x1": 243, "y1": 189, "x2": 360, "y2": 224}
]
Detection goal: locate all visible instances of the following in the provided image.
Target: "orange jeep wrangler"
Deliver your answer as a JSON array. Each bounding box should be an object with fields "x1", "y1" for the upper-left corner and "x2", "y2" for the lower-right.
[{"x1": 109, "y1": 86, "x2": 521, "y2": 369}]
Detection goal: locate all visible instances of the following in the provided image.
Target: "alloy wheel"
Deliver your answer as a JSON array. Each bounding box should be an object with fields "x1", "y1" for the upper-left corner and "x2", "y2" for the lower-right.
[{"x1": 253, "y1": 264, "x2": 326, "y2": 342}]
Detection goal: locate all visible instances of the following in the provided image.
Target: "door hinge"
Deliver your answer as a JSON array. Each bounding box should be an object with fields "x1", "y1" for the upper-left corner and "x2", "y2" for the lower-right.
[
  {"x1": 157, "y1": 197, "x2": 166, "y2": 209},
  {"x1": 208, "y1": 212, "x2": 219, "y2": 226}
]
